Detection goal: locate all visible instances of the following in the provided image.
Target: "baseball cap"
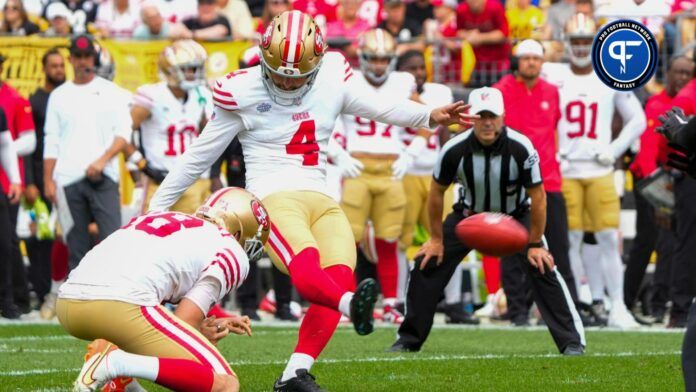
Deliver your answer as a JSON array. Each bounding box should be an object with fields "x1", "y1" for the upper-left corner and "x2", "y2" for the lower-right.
[
  {"x1": 468, "y1": 87, "x2": 505, "y2": 116},
  {"x1": 70, "y1": 34, "x2": 97, "y2": 56},
  {"x1": 515, "y1": 39, "x2": 544, "y2": 58},
  {"x1": 46, "y1": 2, "x2": 71, "y2": 20},
  {"x1": 431, "y1": 0, "x2": 457, "y2": 8}
]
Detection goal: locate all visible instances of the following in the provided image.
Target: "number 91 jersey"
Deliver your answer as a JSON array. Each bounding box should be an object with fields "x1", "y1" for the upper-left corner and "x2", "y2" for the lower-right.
[
  {"x1": 542, "y1": 62, "x2": 624, "y2": 179},
  {"x1": 59, "y1": 212, "x2": 249, "y2": 308},
  {"x1": 133, "y1": 82, "x2": 213, "y2": 174}
]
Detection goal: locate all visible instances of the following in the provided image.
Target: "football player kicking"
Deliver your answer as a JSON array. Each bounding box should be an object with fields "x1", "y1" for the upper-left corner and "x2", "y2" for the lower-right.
[
  {"x1": 542, "y1": 14, "x2": 646, "y2": 328},
  {"x1": 125, "y1": 39, "x2": 213, "y2": 214},
  {"x1": 335, "y1": 29, "x2": 431, "y2": 324},
  {"x1": 149, "y1": 10, "x2": 477, "y2": 391},
  {"x1": 57, "y1": 187, "x2": 267, "y2": 392}
]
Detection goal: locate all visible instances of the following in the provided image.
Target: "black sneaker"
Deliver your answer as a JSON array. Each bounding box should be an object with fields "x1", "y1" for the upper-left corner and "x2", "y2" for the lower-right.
[
  {"x1": 241, "y1": 308, "x2": 261, "y2": 321},
  {"x1": 350, "y1": 278, "x2": 378, "y2": 336},
  {"x1": 591, "y1": 300, "x2": 609, "y2": 326},
  {"x1": 273, "y1": 369, "x2": 325, "y2": 392},
  {"x1": 562, "y1": 343, "x2": 585, "y2": 356},
  {"x1": 387, "y1": 340, "x2": 420, "y2": 353},
  {"x1": 511, "y1": 315, "x2": 530, "y2": 327},
  {"x1": 275, "y1": 304, "x2": 299, "y2": 322},
  {"x1": 444, "y1": 303, "x2": 480, "y2": 325},
  {"x1": 0, "y1": 303, "x2": 21, "y2": 319}
]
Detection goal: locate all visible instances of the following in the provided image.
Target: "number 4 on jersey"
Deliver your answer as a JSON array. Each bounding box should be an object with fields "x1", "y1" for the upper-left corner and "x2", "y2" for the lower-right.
[{"x1": 286, "y1": 120, "x2": 319, "y2": 166}]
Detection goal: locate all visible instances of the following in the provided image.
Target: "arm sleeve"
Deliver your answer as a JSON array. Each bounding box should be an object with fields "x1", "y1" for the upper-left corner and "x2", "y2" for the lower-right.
[
  {"x1": 148, "y1": 108, "x2": 245, "y2": 212},
  {"x1": 342, "y1": 79, "x2": 434, "y2": 130},
  {"x1": 0, "y1": 131, "x2": 21, "y2": 184},
  {"x1": 14, "y1": 98, "x2": 35, "y2": 135},
  {"x1": 610, "y1": 92, "x2": 647, "y2": 159},
  {"x1": 13, "y1": 132, "x2": 36, "y2": 156},
  {"x1": 43, "y1": 94, "x2": 60, "y2": 160},
  {"x1": 183, "y1": 276, "x2": 223, "y2": 315},
  {"x1": 521, "y1": 147, "x2": 543, "y2": 187}
]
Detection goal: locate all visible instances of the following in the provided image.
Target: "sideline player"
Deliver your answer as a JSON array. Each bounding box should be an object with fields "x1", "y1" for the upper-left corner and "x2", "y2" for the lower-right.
[
  {"x1": 542, "y1": 14, "x2": 646, "y2": 328},
  {"x1": 148, "y1": 11, "x2": 477, "y2": 390},
  {"x1": 337, "y1": 29, "x2": 430, "y2": 324},
  {"x1": 58, "y1": 187, "x2": 266, "y2": 392},
  {"x1": 126, "y1": 39, "x2": 213, "y2": 214}
]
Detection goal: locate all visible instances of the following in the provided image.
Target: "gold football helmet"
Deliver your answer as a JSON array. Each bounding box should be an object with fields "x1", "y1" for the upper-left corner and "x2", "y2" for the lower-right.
[
  {"x1": 358, "y1": 28, "x2": 397, "y2": 85},
  {"x1": 158, "y1": 39, "x2": 208, "y2": 91},
  {"x1": 259, "y1": 10, "x2": 326, "y2": 105},
  {"x1": 564, "y1": 13, "x2": 597, "y2": 67},
  {"x1": 195, "y1": 187, "x2": 270, "y2": 262}
]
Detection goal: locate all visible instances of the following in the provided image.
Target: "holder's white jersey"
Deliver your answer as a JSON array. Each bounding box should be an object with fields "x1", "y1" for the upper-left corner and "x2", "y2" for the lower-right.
[
  {"x1": 402, "y1": 82, "x2": 453, "y2": 176},
  {"x1": 147, "y1": 52, "x2": 433, "y2": 210},
  {"x1": 59, "y1": 211, "x2": 249, "y2": 309},
  {"x1": 133, "y1": 82, "x2": 213, "y2": 177},
  {"x1": 340, "y1": 71, "x2": 416, "y2": 156},
  {"x1": 542, "y1": 62, "x2": 645, "y2": 179}
]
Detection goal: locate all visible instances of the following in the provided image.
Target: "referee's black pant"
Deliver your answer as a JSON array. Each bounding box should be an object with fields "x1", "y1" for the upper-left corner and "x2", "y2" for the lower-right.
[
  {"x1": 502, "y1": 192, "x2": 578, "y2": 322},
  {"x1": 396, "y1": 210, "x2": 585, "y2": 352},
  {"x1": 624, "y1": 185, "x2": 659, "y2": 309}
]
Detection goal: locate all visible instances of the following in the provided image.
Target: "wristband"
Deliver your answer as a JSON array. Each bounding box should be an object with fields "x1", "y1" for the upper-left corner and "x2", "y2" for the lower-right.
[{"x1": 527, "y1": 242, "x2": 543, "y2": 249}]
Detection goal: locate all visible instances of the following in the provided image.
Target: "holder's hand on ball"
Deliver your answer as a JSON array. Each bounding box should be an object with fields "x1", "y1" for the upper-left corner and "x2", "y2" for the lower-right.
[
  {"x1": 416, "y1": 239, "x2": 444, "y2": 270},
  {"x1": 527, "y1": 247, "x2": 554, "y2": 274}
]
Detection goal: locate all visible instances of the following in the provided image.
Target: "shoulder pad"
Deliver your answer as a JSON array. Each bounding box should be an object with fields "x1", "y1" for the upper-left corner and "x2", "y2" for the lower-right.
[{"x1": 212, "y1": 67, "x2": 261, "y2": 112}]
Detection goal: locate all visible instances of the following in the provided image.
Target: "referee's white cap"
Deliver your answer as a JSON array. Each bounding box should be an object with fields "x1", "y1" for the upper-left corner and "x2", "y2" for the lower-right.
[{"x1": 468, "y1": 87, "x2": 505, "y2": 116}]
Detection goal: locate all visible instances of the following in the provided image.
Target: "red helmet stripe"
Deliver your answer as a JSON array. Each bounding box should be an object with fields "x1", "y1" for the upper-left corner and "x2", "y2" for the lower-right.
[
  {"x1": 208, "y1": 188, "x2": 233, "y2": 207},
  {"x1": 281, "y1": 11, "x2": 295, "y2": 67}
]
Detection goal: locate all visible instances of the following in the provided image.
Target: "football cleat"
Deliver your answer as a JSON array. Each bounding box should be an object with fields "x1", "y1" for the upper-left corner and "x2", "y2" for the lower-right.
[
  {"x1": 40, "y1": 292, "x2": 58, "y2": 320},
  {"x1": 74, "y1": 339, "x2": 117, "y2": 392},
  {"x1": 608, "y1": 303, "x2": 641, "y2": 329},
  {"x1": 273, "y1": 369, "x2": 325, "y2": 392},
  {"x1": 350, "y1": 278, "x2": 379, "y2": 335}
]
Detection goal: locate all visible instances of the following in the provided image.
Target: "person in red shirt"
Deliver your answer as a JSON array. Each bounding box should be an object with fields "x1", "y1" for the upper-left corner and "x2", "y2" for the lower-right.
[
  {"x1": 292, "y1": 0, "x2": 337, "y2": 28},
  {"x1": 667, "y1": 56, "x2": 696, "y2": 328},
  {"x1": 0, "y1": 54, "x2": 36, "y2": 318},
  {"x1": 624, "y1": 56, "x2": 694, "y2": 323},
  {"x1": 456, "y1": 0, "x2": 511, "y2": 87},
  {"x1": 494, "y1": 39, "x2": 579, "y2": 325}
]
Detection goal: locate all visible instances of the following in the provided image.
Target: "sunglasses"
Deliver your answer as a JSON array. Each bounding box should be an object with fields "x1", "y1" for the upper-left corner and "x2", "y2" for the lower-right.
[{"x1": 3, "y1": 5, "x2": 19, "y2": 11}]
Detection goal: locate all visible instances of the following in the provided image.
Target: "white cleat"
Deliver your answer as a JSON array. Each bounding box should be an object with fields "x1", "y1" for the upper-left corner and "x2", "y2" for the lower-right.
[
  {"x1": 474, "y1": 295, "x2": 497, "y2": 318},
  {"x1": 74, "y1": 339, "x2": 117, "y2": 392},
  {"x1": 40, "y1": 293, "x2": 58, "y2": 320},
  {"x1": 608, "y1": 304, "x2": 641, "y2": 329}
]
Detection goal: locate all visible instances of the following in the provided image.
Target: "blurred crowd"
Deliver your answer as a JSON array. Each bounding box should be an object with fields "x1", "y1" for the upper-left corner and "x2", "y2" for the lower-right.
[{"x1": 0, "y1": 0, "x2": 694, "y2": 332}]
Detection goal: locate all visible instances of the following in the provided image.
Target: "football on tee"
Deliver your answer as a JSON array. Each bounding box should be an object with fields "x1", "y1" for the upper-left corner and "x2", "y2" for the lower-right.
[{"x1": 455, "y1": 213, "x2": 529, "y2": 257}]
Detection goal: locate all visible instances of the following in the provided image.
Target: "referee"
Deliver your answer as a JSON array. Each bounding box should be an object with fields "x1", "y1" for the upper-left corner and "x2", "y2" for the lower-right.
[{"x1": 389, "y1": 87, "x2": 585, "y2": 355}]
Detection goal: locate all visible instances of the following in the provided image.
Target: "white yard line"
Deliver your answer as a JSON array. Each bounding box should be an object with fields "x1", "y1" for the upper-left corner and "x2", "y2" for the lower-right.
[{"x1": 0, "y1": 351, "x2": 681, "y2": 377}]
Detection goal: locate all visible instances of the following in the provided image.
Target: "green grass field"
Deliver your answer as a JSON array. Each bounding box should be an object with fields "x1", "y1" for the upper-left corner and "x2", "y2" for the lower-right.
[{"x1": 0, "y1": 323, "x2": 685, "y2": 391}]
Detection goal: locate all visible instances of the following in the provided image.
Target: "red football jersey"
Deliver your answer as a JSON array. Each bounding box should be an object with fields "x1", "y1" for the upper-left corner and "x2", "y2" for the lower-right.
[{"x1": 0, "y1": 83, "x2": 35, "y2": 193}]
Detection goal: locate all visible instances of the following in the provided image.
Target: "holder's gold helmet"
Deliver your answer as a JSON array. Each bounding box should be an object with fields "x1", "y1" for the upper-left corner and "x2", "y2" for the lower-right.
[
  {"x1": 158, "y1": 39, "x2": 208, "y2": 91},
  {"x1": 358, "y1": 28, "x2": 397, "y2": 85},
  {"x1": 564, "y1": 13, "x2": 597, "y2": 67},
  {"x1": 196, "y1": 187, "x2": 270, "y2": 262},
  {"x1": 259, "y1": 10, "x2": 326, "y2": 105}
]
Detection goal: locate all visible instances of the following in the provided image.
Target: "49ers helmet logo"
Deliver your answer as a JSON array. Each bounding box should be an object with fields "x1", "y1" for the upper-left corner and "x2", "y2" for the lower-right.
[
  {"x1": 251, "y1": 200, "x2": 270, "y2": 230},
  {"x1": 314, "y1": 25, "x2": 325, "y2": 56},
  {"x1": 262, "y1": 21, "x2": 274, "y2": 50}
]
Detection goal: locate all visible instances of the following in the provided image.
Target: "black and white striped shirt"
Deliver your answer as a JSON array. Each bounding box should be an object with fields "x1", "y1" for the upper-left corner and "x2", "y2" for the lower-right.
[{"x1": 433, "y1": 127, "x2": 543, "y2": 215}]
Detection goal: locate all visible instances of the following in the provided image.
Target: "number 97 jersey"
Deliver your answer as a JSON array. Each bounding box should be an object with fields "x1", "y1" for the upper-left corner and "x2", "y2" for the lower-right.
[{"x1": 542, "y1": 62, "x2": 622, "y2": 179}]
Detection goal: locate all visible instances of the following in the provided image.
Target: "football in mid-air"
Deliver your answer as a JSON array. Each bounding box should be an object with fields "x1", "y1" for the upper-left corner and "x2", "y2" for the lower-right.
[{"x1": 455, "y1": 213, "x2": 529, "y2": 256}]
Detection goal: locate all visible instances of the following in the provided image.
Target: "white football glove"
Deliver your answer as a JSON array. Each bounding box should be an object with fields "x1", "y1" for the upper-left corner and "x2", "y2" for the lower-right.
[
  {"x1": 335, "y1": 153, "x2": 364, "y2": 178},
  {"x1": 391, "y1": 154, "x2": 413, "y2": 180}
]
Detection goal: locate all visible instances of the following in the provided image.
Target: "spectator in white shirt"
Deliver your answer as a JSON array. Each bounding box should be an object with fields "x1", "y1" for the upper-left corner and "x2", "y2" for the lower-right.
[
  {"x1": 43, "y1": 35, "x2": 131, "y2": 271},
  {"x1": 95, "y1": 0, "x2": 140, "y2": 38},
  {"x1": 132, "y1": 2, "x2": 189, "y2": 39}
]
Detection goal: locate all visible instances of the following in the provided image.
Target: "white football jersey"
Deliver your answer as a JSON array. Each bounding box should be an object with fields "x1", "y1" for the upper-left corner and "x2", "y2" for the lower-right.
[
  {"x1": 59, "y1": 211, "x2": 249, "y2": 308},
  {"x1": 542, "y1": 62, "x2": 638, "y2": 179},
  {"x1": 402, "y1": 82, "x2": 453, "y2": 176},
  {"x1": 134, "y1": 82, "x2": 213, "y2": 177},
  {"x1": 341, "y1": 71, "x2": 416, "y2": 155},
  {"x1": 147, "y1": 52, "x2": 433, "y2": 211}
]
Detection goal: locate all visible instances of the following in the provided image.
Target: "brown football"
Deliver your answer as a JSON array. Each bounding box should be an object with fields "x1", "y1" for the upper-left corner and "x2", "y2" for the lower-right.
[{"x1": 455, "y1": 213, "x2": 529, "y2": 256}]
